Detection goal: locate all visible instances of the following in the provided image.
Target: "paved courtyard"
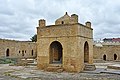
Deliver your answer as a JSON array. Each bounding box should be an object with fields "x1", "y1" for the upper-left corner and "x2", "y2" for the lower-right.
[{"x1": 0, "y1": 61, "x2": 120, "y2": 80}]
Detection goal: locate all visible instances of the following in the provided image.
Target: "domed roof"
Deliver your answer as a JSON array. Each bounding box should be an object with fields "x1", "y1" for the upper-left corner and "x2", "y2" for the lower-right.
[
  {"x1": 57, "y1": 12, "x2": 70, "y2": 20},
  {"x1": 55, "y1": 12, "x2": 71, "y2": 25}
]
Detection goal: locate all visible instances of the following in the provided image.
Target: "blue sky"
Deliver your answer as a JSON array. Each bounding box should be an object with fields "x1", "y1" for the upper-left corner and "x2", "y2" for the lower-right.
[{"x1": 0, "y1": 0, "x2": 120, "y2": 41}]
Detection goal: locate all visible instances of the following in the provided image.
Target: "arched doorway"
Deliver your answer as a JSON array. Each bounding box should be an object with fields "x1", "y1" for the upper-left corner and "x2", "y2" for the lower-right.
[
  {"x1": 84, "y1": 41, "x2": 89, "y2": 63},
  {"x1": 6, "y1": 49, "x2": 9, "y2": 57},
  {"x1": 114, "y1": 54, "x2": 117, "y2": 60},
  {"x1": 49, "y1": 41, "x2": 63, "y2": 64},
  {"x1": 103, "y1": 54, "x2": 106, "y2": 61}
]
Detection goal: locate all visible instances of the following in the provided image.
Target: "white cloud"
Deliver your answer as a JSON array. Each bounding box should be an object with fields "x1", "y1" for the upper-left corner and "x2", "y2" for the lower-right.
[{"x1": 0, "y1": 0, "x2": 120, "y2": 41}]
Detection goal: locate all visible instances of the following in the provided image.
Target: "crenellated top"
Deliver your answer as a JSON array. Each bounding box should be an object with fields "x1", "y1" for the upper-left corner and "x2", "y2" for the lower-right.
[
  {"x1": 38, "y1": 12, "x2": 92, "y2": 28},
  {"x1": 55, "y1": 12, "x2": 78, "y2": 25}
]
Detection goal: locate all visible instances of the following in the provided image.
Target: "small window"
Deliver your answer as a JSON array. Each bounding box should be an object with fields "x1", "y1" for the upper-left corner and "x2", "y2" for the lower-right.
[
  {"x1": 31, "y1": 50, "x2": 34, "y2": 56},
  {"x1": 61, "y1": 21, "x2": 64, "y2": 24},
  {"x1": 19, "y1": 51, "x2": 20, "y2": 53},
  {"x1": 22, "y1": 50, "x2": 24, "y2": 56},
  {"x1": 25, "y1": 50, "x2": 26, "y2": 53}
]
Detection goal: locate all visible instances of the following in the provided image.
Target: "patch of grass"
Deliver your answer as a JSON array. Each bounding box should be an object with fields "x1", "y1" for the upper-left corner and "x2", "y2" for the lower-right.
[{"x1": 0, "y1": 58, "x2": 15, "y2": 64}]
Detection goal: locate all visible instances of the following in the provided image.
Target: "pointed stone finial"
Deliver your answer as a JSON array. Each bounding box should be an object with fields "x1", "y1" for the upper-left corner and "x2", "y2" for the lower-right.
[{"x1": 65, "y1": 12, "x2": 68, "y2": 15}]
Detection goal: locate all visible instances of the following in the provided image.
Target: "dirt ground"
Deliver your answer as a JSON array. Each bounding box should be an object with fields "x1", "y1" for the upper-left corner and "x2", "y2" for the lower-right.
[{"x1": 0, "y1": 61, "x2": 120, "y2": 80}]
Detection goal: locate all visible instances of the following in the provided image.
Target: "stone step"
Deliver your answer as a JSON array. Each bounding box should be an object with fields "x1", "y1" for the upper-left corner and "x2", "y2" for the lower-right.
[
  {"x1": 46, "y1": 66, "x2": 63, "y2": 72},
  {"x1": 45, "y1": 64, "x2": 63, "y2": 72},
  {"x1": 93, "y1": 59, "x2": 105, "y2": 63},
  {"x1": 107, "y1": 64, "x2": 120, "y2": 70},
  {"x1": 85, "y1": 66, "x2": 95, "y2": 68},
  {"x1": 48, "y1": 64, "x2": 62, "y2": 67},
  {"x1": 84, "y1": 64, "x2": 96, "y2": 71}
]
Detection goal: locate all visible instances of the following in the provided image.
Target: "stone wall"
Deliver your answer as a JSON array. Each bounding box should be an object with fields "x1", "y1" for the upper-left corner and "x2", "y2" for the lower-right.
[
  {"x1": 0, "y1": 39, "x2": 37, "y2": 59},
  {"x1": 93, "y1": 42, "x2": 120, "y2": 61}
]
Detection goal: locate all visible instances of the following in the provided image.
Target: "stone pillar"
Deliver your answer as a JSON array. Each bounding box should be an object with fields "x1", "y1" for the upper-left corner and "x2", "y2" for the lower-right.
[
  {"x1": 39, "y1": 19, "x2": 46, "y2": 27},
  {"x1": 71, "y1": 14, "x2": 78, "y2": 23},
  {"x1": 85, "y1": 21, "x2": 91, "y2": 27}
]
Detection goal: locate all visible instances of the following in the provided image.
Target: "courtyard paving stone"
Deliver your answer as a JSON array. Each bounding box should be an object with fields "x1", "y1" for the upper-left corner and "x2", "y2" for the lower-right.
[{"x1": 0, "y1": 62, "x2": 120, "y2": 80}]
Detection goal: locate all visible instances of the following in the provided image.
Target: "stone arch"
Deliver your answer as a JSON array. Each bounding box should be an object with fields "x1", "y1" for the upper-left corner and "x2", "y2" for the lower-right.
[
  {"x1": 103, "y1": 54, "x2": 106, "y2": 61},
  {"x1": 6, "y1": 48, "x2": 9, "y2": 57},
  {"x1": 49, "y1": 41, "x2": 63, "y2": 64},
  {"x1": 114, "y1": 54, "x2": 117, "y2": 60},
  {"x1": 84, "y1": 41, "x2": 89, "y2": 63}
]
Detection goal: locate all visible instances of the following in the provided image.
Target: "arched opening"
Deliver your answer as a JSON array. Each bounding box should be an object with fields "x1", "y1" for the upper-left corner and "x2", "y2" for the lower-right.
[
  {"x1": 114, "y1": 54, "x2": 117, "y2": 60},
  {"x1": 49, "y1": 41, "x2": 63, "y2": 64},
  {"x1": 103, "y1": 54, "x2": 106, "y2": 61},
  {"x1": 84, "y1": 41, "x2": 89, "y2": 63},
  {"x1": 31, "y1": 50, "x2": 34, "y2": 56},
  {"x1": 61, "y1": 21, "x2": 64, "y2": 24},
  {"x1": 6, "y1": 49, "x2": 9, "y2": 57}
]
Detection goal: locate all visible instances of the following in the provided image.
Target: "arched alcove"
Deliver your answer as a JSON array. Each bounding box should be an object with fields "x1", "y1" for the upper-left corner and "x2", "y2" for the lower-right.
[
  {"x1": 103, "y1": 54, "x2": 106, "y2": 61},
  {"x1": 31, "y1": 50, "x2": 34, "y2": 56},
  {"x1": 49, "y1": 41, "x2": 63, "y2": 64},
  {"x1": 6, "y1": 49, "x2": 9, "y2": 57},
  {"x1": 114, "y1": 54, "x2": 117, "y2": 60},
  {"x1": 84, "y1": 41, "x2": 89, "y2": 63}
]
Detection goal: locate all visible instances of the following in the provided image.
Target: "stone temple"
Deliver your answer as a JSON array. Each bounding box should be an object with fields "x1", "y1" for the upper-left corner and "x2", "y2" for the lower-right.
[
  {"x1": 0, "y1": 12, "x2": 120, "y2": 72},
  {"x1": 37, "y1": 12, "x2": 94, "y2": 72}
]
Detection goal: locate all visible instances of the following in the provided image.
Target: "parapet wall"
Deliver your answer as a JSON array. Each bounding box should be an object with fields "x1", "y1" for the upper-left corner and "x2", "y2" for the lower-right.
[{"x1": 94, "y1": 41, "x2": 120, "y2": 46}]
